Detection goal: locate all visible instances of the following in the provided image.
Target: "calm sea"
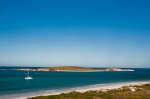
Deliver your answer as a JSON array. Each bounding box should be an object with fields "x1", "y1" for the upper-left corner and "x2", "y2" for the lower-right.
[{"x1": 0, "y1": 67, "x2": 150, "y2": 98}]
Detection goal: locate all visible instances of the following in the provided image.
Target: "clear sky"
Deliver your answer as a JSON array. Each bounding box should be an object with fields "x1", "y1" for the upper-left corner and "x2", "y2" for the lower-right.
[{"x1": 0, "y1": 0, "x2": 150, "y2": 67}]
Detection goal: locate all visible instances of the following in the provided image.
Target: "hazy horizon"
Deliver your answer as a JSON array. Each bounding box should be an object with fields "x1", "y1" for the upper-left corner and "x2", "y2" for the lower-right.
[
  {"x1": 0, "y1": 0, "x2": 150, "y2": 68},
  {"x1": 0, "y1": 65, "x2": 150, "y2": 68}
]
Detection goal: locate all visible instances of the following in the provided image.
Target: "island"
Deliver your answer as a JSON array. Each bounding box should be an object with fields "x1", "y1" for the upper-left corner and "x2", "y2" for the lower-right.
[{"x1": 18, "y1": 66, "x2": 135, "y2": 72}]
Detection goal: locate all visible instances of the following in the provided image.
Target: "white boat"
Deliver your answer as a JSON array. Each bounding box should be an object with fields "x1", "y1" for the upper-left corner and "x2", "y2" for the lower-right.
[{"x1": 25, "y1": 69, "x2": 33, "y2": 80}]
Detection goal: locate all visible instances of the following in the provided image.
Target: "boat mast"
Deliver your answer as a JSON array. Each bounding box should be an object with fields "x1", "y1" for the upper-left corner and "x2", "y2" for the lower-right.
[{"x1": 28, "y1": 69, "x2": 29, "y2": 77}]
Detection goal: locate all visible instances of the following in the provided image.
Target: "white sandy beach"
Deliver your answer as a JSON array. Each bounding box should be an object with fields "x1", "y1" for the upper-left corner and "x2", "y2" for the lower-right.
[
  {"x1": 0, "y1": 81, "x2": 149, "y2": 99},
  {"x1": 74, "y1": 81, "x2": 150, "y2": 93}
]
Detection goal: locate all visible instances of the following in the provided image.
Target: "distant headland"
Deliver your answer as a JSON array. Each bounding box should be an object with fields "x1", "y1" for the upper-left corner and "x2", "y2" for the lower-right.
[{"x1": 18, "y1": 66, "x2": 135, "y2": 72}]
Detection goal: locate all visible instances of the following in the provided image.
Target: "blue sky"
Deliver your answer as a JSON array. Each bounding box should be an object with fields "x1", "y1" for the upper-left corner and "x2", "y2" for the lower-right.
[{"x1": 0, "y1": 0, "x2": 150, "y2": 67}]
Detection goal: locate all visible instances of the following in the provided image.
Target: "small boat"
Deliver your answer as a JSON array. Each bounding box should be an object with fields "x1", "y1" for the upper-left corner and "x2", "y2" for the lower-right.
[{"x1": 25, "y1": 69, "x2": 33, "y2": 80}]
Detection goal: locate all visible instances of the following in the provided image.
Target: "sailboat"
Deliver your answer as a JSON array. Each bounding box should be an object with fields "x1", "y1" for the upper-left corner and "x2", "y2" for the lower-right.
[{"x1": 25, "y1": 69, "x2": 33, "y2": 80}]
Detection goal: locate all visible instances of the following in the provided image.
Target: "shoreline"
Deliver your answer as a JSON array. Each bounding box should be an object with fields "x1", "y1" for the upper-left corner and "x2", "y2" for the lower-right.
[
  {"x1": 0, "y1": 81, "x2": 149, "y2": 99},
  {"x1": 28, "y1": 81, "x2": 150, "y2": 99},
  {"x1": 25, "y1": 81, "x2": 150, "y2": 99}
]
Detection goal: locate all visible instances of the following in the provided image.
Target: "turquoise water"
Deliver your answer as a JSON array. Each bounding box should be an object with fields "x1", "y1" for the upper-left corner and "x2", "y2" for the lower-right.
[{"x1": 0, "y1": 67, "x2": 150, "y2": 98}]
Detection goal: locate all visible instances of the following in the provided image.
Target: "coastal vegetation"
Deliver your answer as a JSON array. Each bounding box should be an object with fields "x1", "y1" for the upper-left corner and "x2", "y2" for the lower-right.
[
  {"x1": 29, "y1": 84, "x2": 150, "y2": 99},
  {"x1": 38, "y1": 66, "x2": 93, "y2": 71}
]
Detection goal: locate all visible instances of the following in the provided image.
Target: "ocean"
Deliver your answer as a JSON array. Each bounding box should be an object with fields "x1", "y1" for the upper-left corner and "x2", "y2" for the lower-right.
[{"x1": 0, "y1": 67, "x2": 150, "y2": 99}]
